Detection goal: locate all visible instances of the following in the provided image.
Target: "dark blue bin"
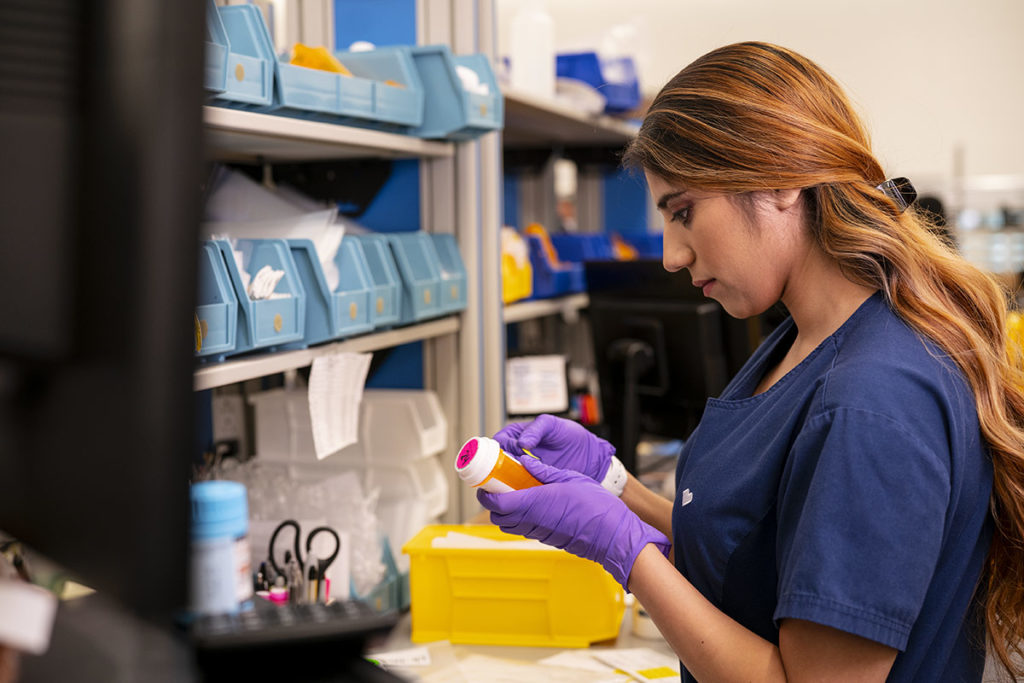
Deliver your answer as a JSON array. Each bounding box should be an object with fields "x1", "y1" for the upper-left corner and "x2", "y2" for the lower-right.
[
  {"x1": 621, "y1": 232, "x2": 663, "y2": 259},
  {"x1": 213, "y1": 239, "x2": 305, "y2": 356},
  {"x1": 203, "y1": 0, "x2": 229, "y2": 94},
  {"x1": 285, "y1": 238, "x2": 373, "y2": 348},
  {"x1": 550, "y1": 233, "x2": 614, "y2": 262},
  {"x1": 526, "y1": 236, "x2": 584, "y2": 299},
  {"x1": 405, "y1": 45, "x2": 503, "y2": 141},
  {"x1": 352, "y1": 234, "x2": 402, "y2": 329},
  {"x1": 195, "y1": 241, "x2": 238, "y2": 362},
  {"x1": 556, "y1": 52, "x2": 641, "y2": 114},
  {"x1": 429, "y1": 234, "x2": 468, "y2": 315},
  {"x1": 211, "y1": 5, "x2": 276, "y2": 108},
  {"x1": 386, "y1": 232, "x2": 443, "y2": 324}
]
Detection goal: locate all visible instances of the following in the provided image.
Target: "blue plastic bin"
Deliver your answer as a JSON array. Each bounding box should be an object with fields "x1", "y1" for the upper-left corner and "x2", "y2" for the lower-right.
[
  {"x1": 213, "y1": 239, "x2": 305, "y2": 356},
  {"x1": 203, "y1": 0, "x2": 229, "y2": 94},
  {"x1": 385, "y1": 232, "x2": 443, "y2": 324},
  {"x1": 556, "y1": 52, "x2": 641, "y2": 114},
  {"x1": 285, "y1": 238, "x2": 374, "y2": 348},
  {"x1": 211, "y1": 5, "x2": 275, "y2": 108},
  {"x1": 429, "y1": 234, "x2": 468, "y2": 315},
  {"x1": 550, "y1": 233, "x2": 614, "y2": 262},
  {"x1": 352, "y1": 234, "x2": 402, "y2": 329},
  {"x1": 195, "y1": 241, "x2": 238, "y2": 362},
  {"x1": 526, "y1": 236, "x2": 584, "y2": 299},
  {"x1": 621, "y1": 232, "x2": 663, "y2": 258},
  {"x1": 404, "y1": 45, "x2": 503, "y2": 141},
  {"x1": 335, "y1": 48, "x2": 425, "y2": 130}
]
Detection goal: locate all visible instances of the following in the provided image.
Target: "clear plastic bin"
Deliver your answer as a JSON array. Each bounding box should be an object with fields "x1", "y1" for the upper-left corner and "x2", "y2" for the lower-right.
[
  {"x1": 429, "y1": 233, "x2": 468, "y2": 315},
  {"x1": 286, "y1": 238, "x2": 373, "y2": 348},
  {"x1": 369, "y1": 455, "x2": 449, "y2": 520},
  {"x1": 403, "y1": 525, "x2": 626, "y2": 647},
  {"x1": 351, "y1": 234, "x2": 402, "y2": 329},
  {"x1": 195, "y1": 241, "x2": 238, "y2": 362},
  {"x1": 360, "y1": 389, "x2": 448, "y2": 462},
  {"x1": 385, "y1": 232, "x2": 443, "y2": 324}
]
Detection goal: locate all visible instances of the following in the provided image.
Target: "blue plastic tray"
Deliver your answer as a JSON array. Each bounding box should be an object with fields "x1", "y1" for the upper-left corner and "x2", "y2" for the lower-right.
[
  {"x1": 405, "y1": 45, "x2": 503, "y2": 141},
  {"x1": 285, "y1": 238, "x2": 373, "y2": 348},
  {"x1": 213, "y1": 239, "x2": 305, "y2": 356},
  {"x1": 203, "y1": 0, "x2": 229, "y2": 94},
  {"x1": 195, "y1": 241, "x2": 238, "y2": 362},
  {"x1": 386, "y1": 232, "x2": 443, "y2": 324},
  {"x1": 621, "y1": 232, "x2": 664, "y2": 259},
  {"x1": 211, "y1": 5, "x2": 275, "y2": 108},
  {"x1": 429, "y1": 234, "x2": 468, "y2": 314},
  {"x1": 352, "y1": 234, "x2": 402, "y2": 329},
  {"x1": 336, "y1": 48, "x2": 425, "y2": 129}
]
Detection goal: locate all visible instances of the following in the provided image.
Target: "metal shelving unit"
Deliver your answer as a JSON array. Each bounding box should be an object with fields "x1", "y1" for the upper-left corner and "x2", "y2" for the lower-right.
[
  {"x1": 502, "y1": 87, "x2": 640, "y2": 147},
  {"x1": 503, "y1": 293, "x2": 590, "y2": 324},
  {"x1": 194, "y1": 317, "x2": 460, "y2": 391}
]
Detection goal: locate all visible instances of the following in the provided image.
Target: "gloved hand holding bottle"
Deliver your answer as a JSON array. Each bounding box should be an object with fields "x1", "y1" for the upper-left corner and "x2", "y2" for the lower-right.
[
  {"x1": 477, "y1": 456, "x2": 670, "y2": 590},
  {"x1": 493, "y1": 414, "x2": 628, "y2": 496}
]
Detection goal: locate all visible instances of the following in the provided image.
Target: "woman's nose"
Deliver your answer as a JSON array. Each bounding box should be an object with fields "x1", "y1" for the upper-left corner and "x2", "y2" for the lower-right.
[{"x1": 662, "y1": 238, "x2": 694, "y2": 273}]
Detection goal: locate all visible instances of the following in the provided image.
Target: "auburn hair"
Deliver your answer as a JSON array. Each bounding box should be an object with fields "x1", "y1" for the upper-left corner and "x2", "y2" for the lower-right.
[{"x1": 623, "y1": 41, "x2": 1024, "y2": 675}]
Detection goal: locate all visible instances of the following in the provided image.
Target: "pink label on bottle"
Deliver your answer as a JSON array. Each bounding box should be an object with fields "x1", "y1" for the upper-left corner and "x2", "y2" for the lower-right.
[{"x1": 457, "y1": 439, "x2": 478, "y2": 468}]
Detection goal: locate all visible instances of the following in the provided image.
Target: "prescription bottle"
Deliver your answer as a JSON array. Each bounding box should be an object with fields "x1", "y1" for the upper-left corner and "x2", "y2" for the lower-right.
[
  {"x1": 189, "y1": 480, "x2": 253, "y2": 615},
  {"x1": 454, "y1": 436, "x2": 541, "y2": 493}
]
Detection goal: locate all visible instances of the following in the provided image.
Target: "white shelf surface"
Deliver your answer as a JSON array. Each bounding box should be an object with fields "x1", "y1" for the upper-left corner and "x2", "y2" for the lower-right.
[
  {"x1": 194, "y1": 316, "x2": 460, "y2": 391},
  {"x1": 503, "y1": 293, "x2": 590, "y2": 324},
  {"x1": 203, "y1": 106, "x2": 455, "y2": 163},
  {"x1": 501, "y1": 87, "x2": 640, "y2": 147}
]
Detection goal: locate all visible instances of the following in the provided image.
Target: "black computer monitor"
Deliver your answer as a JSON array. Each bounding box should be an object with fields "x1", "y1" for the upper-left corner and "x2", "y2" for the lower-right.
[
  {"x1": 584, "y1": 259, "x2": 763, "y2": 472},
  {"x1": 0, "y1": 0, "x2": 204, "y2": 621}
]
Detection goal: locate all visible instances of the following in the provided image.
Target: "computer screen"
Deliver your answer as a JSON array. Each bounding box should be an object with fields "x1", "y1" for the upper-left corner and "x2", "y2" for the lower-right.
[
  {"x1": 0, "y1": 0, "x2": 205, "y2": 619},
  {"x1": 584, "y1": 259, "x2": 764, "y2": 472}
]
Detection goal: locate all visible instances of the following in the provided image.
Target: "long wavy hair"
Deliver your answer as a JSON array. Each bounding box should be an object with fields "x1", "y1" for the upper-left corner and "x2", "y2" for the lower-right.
[{"x1": 623, "y1": 41, "x2": 1024, "y2": 675}]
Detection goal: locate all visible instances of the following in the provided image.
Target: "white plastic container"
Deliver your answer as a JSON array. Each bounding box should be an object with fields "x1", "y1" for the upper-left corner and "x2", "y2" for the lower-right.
[
  {"x1": 190, "y1": 481, "x2": 253, "y2": 615},
  {"x1": 508, "y1": 0, "x2": 555, "y2": 100},
  {"x1": 360, "y1": 389, "x2": 448, "y2": 462},
  {"x1": 454, "y1": 436, "x2": 541, "y2": 493}
]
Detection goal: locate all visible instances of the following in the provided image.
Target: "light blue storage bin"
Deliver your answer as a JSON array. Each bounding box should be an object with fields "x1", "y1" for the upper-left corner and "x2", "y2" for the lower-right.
[
  {"x1": 203, "y1": 0, "x2": 229, "y2": 94},
  {"x1": 210, "y1": 5, "x2": 275, "y2": 108},
  {"x1": 213, "y1": 239, "x2": 305, "y2": 356},
  {"x1": 272, "y1": 61, "x2": 376, "y2": 124},
  {"x1": 195, "y1": 241, "x2": 238, "y2": 362},
  {"x1": 385, "y1": 232, "x2": 443, "y2": 324},
  {"x1": 352, "y1": 234, "x2": 402, "y2": 329},
  {"x1": 285, "y1": 238, "x2": 373, "y2": 348},
  {"x1": 405, "y1": 45, "x2": 503, "y2": 141},
  {"x1": 335, "y1": 48, "x2": 424, "y2": 129},
  {"x1": 429, "y1": 233, "x2": 468, "y2": 314}
]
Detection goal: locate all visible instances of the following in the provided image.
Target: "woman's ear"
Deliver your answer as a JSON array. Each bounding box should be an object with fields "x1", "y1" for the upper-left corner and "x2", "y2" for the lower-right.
[{"x1": 772, "y1": 188, "x2": 803, "y2": 212}]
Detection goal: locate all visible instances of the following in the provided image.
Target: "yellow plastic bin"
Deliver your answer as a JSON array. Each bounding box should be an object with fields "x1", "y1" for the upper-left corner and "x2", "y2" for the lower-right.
[{"x1": 403, "y1": 524, "x2": 625, "y2": 648}]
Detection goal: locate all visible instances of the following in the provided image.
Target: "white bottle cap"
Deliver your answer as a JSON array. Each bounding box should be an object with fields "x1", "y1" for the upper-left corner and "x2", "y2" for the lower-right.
[{"x1": 454, "y1": 436, "x2": 501, "y2": 488}]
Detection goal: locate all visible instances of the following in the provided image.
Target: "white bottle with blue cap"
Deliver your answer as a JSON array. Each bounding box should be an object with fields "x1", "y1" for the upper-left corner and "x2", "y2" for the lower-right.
[{"x1": 190, "y1": 480, "x2": 253, "y2": 615}]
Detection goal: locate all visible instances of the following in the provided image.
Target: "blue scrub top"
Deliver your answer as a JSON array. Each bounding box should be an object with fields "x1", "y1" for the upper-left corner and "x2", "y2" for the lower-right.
[{"x1": 672, "y1": 292, "x2": 992, "y2": 682}]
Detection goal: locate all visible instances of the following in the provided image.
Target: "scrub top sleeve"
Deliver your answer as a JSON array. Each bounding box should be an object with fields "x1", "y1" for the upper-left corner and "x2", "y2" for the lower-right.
[{"x1": 774, "y1": 407, "x2": 951, "y2": 651}]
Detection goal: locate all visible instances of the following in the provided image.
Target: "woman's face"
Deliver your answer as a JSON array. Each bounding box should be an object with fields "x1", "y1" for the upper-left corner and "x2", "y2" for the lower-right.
[{"x1": 645, "y1": 171, "x2": 807, "y2": 319}]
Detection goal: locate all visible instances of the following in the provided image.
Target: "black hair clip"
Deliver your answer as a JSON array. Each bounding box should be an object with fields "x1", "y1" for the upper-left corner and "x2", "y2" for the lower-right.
[{"x1": 876, "y1": 177, "x2": 917, "y2": 214}]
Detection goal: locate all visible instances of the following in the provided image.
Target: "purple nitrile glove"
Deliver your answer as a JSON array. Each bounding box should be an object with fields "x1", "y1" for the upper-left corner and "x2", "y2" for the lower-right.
[
  {"x1": 493, "y1": 414, "x2": 615, "y2": 482},
  {"x1": 477, "y1": 456, "x2": 670, "y2": 590}
]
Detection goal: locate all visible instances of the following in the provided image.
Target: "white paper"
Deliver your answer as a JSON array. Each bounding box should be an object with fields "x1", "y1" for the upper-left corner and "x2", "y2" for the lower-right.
[
  {"x1": 307, "y1": 352, "x2": 372, "y2": 459},
  {"x1": 455, "y1": 654, "x2": 617, "y2": 683},
  {"x1": 429, "y1": 531, "x2": 558, "y2": 551},
  {"x1": 505, "y1": 354, "x2": 569, "y2": 415},
  {"x1": 589, "y1": 648, "x2": 680, "y2": 681},
  {"x1": 368, "y1": 646, "x2": 432, "y2": 668}
]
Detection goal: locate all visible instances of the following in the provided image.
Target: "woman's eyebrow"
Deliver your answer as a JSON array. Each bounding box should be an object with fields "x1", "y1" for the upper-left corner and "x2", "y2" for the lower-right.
[{"x1": 656, "y1": 190, "x2": 687, "y2": 210}]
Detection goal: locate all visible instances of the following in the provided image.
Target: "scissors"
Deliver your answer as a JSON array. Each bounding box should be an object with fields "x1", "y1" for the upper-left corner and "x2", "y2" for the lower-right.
[{"x1": 267, "y1": 519, "x2": 341, "y2": 588}]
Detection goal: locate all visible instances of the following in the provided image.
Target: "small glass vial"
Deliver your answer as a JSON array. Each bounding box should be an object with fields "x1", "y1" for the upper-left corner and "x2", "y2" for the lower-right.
[{"x1": 454, "y1": 436, "x2": 542, "y2": 493}]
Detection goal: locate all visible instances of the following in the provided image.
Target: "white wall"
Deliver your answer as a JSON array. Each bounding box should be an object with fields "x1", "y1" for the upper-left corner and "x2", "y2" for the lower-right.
[{"x1": 497, "y1": 0, "x2": 1024, "y2": 188}]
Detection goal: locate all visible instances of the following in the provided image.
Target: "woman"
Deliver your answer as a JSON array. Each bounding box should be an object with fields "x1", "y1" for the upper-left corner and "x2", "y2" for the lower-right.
[{"x1": 480, "y1": 42, "x2": 1024, "y2": 682}]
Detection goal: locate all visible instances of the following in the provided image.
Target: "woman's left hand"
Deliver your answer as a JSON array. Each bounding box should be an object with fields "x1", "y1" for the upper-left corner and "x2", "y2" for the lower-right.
[{"x1": 477, "y1": 457, "x2": 670, "y2": 589}]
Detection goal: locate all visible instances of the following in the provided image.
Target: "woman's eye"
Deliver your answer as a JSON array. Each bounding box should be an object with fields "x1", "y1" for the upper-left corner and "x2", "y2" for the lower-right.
[{"x1": 671, "y1": 207, "x2": 690, "y2": 224}]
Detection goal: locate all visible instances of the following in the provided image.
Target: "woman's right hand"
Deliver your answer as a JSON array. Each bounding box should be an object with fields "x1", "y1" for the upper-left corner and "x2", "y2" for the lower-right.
[{"x1": 493, "y1": 414, "x2": 616, "y2": 482}]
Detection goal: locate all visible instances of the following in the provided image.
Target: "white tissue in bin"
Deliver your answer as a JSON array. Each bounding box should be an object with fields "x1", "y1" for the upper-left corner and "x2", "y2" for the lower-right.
[{"x1": 456, "y1": 64, "x2": 490, "y2": 96}]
